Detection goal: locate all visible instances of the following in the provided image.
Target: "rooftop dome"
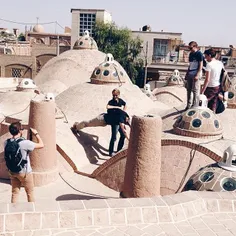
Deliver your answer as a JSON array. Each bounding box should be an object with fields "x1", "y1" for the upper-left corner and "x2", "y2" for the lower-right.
[
  {"x1": 0, "y1": 90, "x2": 44, "y2": 124},
  {"x1": 218, "y1": 144, "x2": 236, "y2": 171},
  {"x1": 73, "y1": 30, "x2": 98, "y2": 50},
  {"x1": 143, "y1": 83, "x2": 154, "y2": 98},
  {"x1": 90, "y1": 53, "x2": 129, "y2": 84},
  {"x1": 16, "y1": 78, "x2": 37, "y2": 91},
  {"x1": 33, "y1": 24, "x2": 44, "y2": 33},
  {"x1": 34, "y1": 49, "x2": 106, "y2": 95},
  {"x1": 173, "y1": 95, "x2": 223, "y2": 138},
  {"x1": 166, "y1": 70, "x2": 184, "y2": 86},
  {"x1": 183, "y1": 163, "x2": 236, "y2": 192}
]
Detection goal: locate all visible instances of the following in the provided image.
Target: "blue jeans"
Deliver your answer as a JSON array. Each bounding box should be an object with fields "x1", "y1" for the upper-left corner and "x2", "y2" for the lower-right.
[{"x1": 109, "y1": 125, "x2": 125, "y2": 155}]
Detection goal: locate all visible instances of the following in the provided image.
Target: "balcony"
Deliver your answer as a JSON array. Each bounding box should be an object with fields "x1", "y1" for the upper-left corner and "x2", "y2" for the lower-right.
[{"x1": 152, "y1": 54, "x2": 188, "y2": 65}]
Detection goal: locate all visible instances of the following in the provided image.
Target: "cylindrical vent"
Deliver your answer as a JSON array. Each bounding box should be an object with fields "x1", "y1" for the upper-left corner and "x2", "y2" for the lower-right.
[
  {"x1": 122, "y1": 115, "x2": 162, "y2": 197},
  {"x1": 28, "y1": 99, "x2": 57, "y2": 186}
]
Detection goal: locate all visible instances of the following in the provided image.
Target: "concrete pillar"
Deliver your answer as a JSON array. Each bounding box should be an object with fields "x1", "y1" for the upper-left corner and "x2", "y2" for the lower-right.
[
  {"x1": 1, "y1": 66, "x2": 5, "y2": 77},
  {"x1": 122, "y1": 115, "x2": 162, "y2": 198},
  {"x1": 28, "y1": 99, "x2": 58, "y2": 186},
  {"x1": 31, "y1": 56, "x2": 37, "y2": 79}
]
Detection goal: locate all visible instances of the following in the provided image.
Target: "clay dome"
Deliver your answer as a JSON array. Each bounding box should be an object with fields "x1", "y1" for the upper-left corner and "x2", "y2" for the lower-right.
[
  {"x1": 73, "y1": 30, "x2": 98, "y2": 50},
  {"x1": 173, "y1": 94, "x2": 223, "y2": 138},
  {"x1": 166, "y1": 70, "x2": 184, "y2": 86},
  {"x1": 33, "y1": 24, "x2": 44, "y2": 33},
  {"x1": 34, "y1": 49, "x2": 106, "y2": 95},
  {"x1": 227, "y1": 75, "x2": 236, "y2": 108},
  {"x1": 16, "y1": 78, "x2": 37, "y2": 91},
  {"x1": 0, "y1": 90, "x2": 44, "y2": 124},
  {"x1": 90, "y1": 53, "x2": 129, "y2": 84},
  {"x1": 173, "y1": 107, "x2": 222, "y2": 138},
  {"x1": 183, "y1": 163, "x2": 236, "y2": 192}
]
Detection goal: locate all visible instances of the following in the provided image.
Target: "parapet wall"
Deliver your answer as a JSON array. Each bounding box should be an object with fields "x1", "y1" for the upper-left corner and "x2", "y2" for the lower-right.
[
  {"x1": 93, "y1": 139, "x2": 221, "y2": 195},
  {"x1": 0, "y1": 191, "x2": 235, "y2": 235}
]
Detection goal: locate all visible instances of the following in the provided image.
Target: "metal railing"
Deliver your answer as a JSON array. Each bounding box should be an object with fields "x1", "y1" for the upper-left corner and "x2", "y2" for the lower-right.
[{"x1": 152, "y1": 55, "x2": 236, "y2": 68}]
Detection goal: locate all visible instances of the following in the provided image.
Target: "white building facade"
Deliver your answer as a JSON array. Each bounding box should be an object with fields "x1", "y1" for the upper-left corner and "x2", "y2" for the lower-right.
[{"x1": 71, "y1": 9, "x2": 112, "y2": 48}]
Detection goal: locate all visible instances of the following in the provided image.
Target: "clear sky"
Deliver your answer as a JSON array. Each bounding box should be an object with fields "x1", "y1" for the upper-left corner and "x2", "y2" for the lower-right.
[{"x1": 0, "y1": 0, "x2": 235, "y2": 47}]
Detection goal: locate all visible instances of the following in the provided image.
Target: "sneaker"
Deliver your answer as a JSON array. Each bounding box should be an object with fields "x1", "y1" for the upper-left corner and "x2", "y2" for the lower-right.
[{"x1": 73, "y1": 122, "x2": 86, "y2": 131}]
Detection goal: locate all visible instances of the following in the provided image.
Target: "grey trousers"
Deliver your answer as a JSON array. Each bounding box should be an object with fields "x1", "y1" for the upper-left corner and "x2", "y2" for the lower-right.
[{"x1": 185, "y1": 75, "x2": 200, "y2": 108}]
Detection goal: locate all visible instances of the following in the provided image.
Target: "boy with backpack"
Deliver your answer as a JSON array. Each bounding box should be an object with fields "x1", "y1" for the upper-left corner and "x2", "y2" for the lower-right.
[{"x1": 4, "y1": 122, "x2": 44, "y2": 203}]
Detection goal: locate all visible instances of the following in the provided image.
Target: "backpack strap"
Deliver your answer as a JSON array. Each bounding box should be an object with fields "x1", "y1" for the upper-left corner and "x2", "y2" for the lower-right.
[{"x1": 15, "y1": 137, "x2": 25, "y2": 144}]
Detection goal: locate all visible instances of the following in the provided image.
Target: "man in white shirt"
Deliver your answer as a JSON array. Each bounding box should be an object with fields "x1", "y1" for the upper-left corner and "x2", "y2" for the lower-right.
[{"x1": 201, "y1": 48, "x2": 223, "y2": 112}]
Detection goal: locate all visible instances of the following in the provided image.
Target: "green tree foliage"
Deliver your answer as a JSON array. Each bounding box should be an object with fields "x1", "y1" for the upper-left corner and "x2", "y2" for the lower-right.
[
  {"x1": 18, "y1": 33, "x2": 26, "y2": 41},
  {"x1": 93, "y1": 22, "x2": 144, "y2": 86}
]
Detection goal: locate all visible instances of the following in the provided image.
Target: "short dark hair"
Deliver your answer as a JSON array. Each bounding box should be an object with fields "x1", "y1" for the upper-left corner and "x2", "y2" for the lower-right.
[
  {"x1": 204, "y1": 48, "x2": 216, "y2": 58},
  {"x1": 9, "y1": 122, "x2": 22, "y2": 136},
  {"x1": 189, "y1": 41, "x2": 198, "y2": 47}
]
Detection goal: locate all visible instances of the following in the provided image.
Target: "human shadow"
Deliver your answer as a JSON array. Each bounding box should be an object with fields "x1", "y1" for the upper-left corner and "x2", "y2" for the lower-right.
[
  {"x1": 162, "y1": 108, "x2": 185, "y2": 120},
  {"x1": 71, "y1": 128, "x2": 109, "y2": 164},
  {"x1": 163, "y1": 129, "x2": 176, "y2": 134},
  {"x1": 56, "y1": 193, "x2": 111, "y2": 201}
]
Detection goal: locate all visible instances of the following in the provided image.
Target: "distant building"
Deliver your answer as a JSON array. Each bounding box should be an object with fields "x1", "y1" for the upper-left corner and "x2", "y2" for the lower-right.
[
  {"x1": 0, "y1": 25, "x2": 72, "y2": 80},
  {"x1": 132, "y1": 28, "x2": 183, "y2": 81},
  {"x1": 71, "y1": 8, "x2": 112, "y2": 48},
  {"x1": 26, "y1": 24, "x2": 71, "y2": 51}
]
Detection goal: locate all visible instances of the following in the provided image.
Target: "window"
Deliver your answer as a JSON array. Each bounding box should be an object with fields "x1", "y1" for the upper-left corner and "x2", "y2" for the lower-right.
[
  {"x1": 192, "y1": 119, "x2": 202, "y2": 128},
  {"x1": 153, "y1": 39, "x2": 168, "y2": 59},
  {"x1": 12, "y1": 68, "x2": 22, "y2": 78},
  {"x1": 200, "y1": 172, "x2": 214, "y2": 183},
  {"x1": 79, "y1": 13, "x2": 96, "y2": 36}
]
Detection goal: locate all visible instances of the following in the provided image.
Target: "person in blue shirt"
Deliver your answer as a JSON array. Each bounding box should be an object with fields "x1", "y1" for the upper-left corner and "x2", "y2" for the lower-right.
[{"x1": 185, "y1": 41, "x2": 204, "y2": 110}]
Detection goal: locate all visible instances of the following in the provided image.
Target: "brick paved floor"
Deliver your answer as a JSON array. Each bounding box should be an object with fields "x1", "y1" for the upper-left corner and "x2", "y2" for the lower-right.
[{"x1": 5, "y1": 213, "x2": 236, "y2": 235}]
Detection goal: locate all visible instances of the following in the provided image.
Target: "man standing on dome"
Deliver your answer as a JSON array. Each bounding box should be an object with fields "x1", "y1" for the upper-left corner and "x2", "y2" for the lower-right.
[
  {"x1": 201, "y1": 48, "x2": 224, "y2": 113},
  {"x1": 185, "y1": 41, "x2": 204, "y2": 110},
  {"x1": 106, "y1": 89, "x2": 127, "y2": 157}
]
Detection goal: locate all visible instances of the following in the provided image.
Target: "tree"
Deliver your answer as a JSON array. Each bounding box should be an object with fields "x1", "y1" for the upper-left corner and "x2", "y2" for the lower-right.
[
  {"x1": 93, "y1": 22, "x2": 144, "y2": 85},
  {"x1": 18, "y1": 33, "x2": 26, "y2": 41}
]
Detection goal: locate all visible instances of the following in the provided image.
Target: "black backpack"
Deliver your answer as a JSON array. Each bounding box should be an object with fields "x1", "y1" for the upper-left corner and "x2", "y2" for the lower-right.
[
  {"x1": 4, "y1": 138, "x2": 27, "y2": 173},
  {"x1": 216, "y1": 98, "x2": 225, "y2": 114}
]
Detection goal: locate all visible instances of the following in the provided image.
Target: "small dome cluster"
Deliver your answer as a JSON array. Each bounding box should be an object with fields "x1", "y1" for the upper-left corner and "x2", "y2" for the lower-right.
[
  {"x1": 218, "y1": 144, "x2": 236, "y2": 171},
  {"x1": 173, "y1": 95, "x2": 223, "y2": 138},
  {"x1": 166, "y1": 70, "x2": 184, "y2": 86},
  {"x1": 73, "y1": 31, "x2": 98, "y2": 50},
  {"x1": 16, "y1": 78, "x2": 37, "y2": 91},
  {"x1": 173, "y1": 108, "x2": 222, "y2": 138},
  {"x1": 90, "y1": 53, "x2": 127, "y2": 84},
  {"x1": 183, "y1": 163, "x2": 236, "y2": 192},
  {"x1": 227, "y1": 75, "x2": 236, "y2": 108}
]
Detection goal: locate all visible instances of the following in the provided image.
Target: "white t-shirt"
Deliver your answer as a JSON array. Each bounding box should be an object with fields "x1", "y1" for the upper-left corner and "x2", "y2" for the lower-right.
[
  {"x1": 4, "y1": 138, "x2": 35, "y2": 173},
  {"x1": 205, "y1": 59, "x2": 223, "y2": 87}
]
